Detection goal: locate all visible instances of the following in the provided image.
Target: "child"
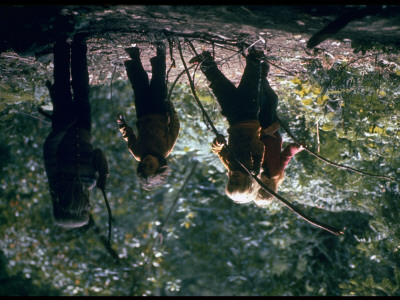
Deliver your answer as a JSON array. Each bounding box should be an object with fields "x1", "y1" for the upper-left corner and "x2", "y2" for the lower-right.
[
  {"x1": 190, "y1": 48, "x2": 265, "y2": 204},
  {"x1": 255, "y1": 61, "x2": 305, "y2": 207},
  {"x1": 41, "y1": 34, "x2": 109, "y2": 227},
  {"x1": 117, "y1": 43, "x2": 180, "y2": 191}
]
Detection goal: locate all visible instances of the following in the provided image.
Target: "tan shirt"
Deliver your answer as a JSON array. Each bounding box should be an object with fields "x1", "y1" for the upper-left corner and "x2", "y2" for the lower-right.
[{"x1": 211, "y1": 120, "x2": 264, "y2": 174}]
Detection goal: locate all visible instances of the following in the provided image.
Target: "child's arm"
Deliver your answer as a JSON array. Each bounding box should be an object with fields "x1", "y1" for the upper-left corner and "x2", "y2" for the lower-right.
[
  {"x1": 261, "y1": 122, "x2": 280, "y2": 139},
  {"x1": 280, "y1": 142, "x2": 305, "y2": 171},
  {"x1": 211, "y1": 134, "x2": 230, "y2": 170},
  {"x1": 116, "y1": 113, "x2": 139, "y2": 159},
  {"x1": 251, "y1": 139, "x2": 265, "y2": 175},
  {"x1": 93, "y1": 148, "x2": 109, "y2": 190}
]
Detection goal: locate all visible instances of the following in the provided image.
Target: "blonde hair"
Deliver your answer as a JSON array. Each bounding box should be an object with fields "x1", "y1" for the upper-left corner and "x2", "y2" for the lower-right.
[
  {"x1": 254, "y1": 172, "x2": 285, "y2": 207},
  {"x1": 225, "y1": 173, "x2": 258, "y2": 204}
]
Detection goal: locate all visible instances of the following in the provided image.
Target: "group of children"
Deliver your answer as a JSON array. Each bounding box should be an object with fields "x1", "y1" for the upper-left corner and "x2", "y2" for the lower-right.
[{"x1": 42, "y1": 34, "x2": 304, "y2": 229}]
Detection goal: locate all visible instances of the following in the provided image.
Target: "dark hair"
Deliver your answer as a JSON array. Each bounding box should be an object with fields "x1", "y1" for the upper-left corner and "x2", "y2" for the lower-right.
[
  {"x1": 136, "y1": 154, "x2": 170, "y2": 191},
  {"x1": 51, "y1": 180, "x2": 91, "y2": 228}
]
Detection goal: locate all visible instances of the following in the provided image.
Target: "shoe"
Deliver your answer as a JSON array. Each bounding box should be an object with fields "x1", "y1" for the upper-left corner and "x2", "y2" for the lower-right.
[
  {"x1": 248, "y1": 46, "x2": 267, "y2": 60},
  {"x1": 155, "y1": 42, "x2": 166, "y2": 57},
  {"x1": 189, "y1": 51, "x2": 212, "y2": 64},
  {"x1": 125, "y1": 47, "x2": 140, "y2": 60}
]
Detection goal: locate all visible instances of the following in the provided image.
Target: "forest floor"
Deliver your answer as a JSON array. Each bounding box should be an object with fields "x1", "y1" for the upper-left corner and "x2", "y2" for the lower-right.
[{"x1": 1, "y1": 5, "x2": 400, "y2": 94}]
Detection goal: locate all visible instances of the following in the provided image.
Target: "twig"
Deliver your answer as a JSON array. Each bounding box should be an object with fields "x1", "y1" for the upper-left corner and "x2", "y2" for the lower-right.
[
  {"x1": 166, "y1": 37, "x2": 176, "y2": 82},
  {"x1": 101, "y1": 188, "x2": 113, "y2": 246},
  {"x1": 177, "y1": 42, "x2": 219, "y2": 135},
  {"x1": 22, "y1": 109, "x2": 51, "y2": 125},
  {"x1": 265, "y1": 59, "x2": 297, "y2": 76},
  {"x1": 166, "y1": 65, "x2": 195, "y2": 102},
  {"x1": 109, "y1": 65, "x2": 117, "y2": 115},
  {"x1": 186, "y1": 37, "x2": 296, "y2": 76},
  {"x1": 89, "y1": 214, "x2": 120, "y2": 263}
]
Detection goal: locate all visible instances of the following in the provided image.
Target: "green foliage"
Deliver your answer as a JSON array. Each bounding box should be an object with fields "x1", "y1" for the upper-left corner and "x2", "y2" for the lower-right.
[{"x1": 1, "y1": 47, "x2": 400, "y2": 296}]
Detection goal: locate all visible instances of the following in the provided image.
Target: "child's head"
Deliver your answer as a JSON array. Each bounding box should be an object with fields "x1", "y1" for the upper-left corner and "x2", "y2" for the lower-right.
[
  {"x1": 137, "y1": 154, "x2": 170, "y2": 191},
  {"x1": 51, "y1": 181, "x2": 91, "y2": 228},
  {"x1": 225, "y1": 170, "x2": 256, "y2": 204},
  {"x1": 254, "y1": 172, "x2": 284, "y2": 207}
]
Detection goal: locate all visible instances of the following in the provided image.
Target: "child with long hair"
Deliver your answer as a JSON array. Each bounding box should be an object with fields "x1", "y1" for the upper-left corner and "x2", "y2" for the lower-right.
[
  {"x1": 190, "y1": 48, "x2": 265, "y2": 204},
  {"x1": 117, "y1": 43, "x2": 180, "y2": 191}
]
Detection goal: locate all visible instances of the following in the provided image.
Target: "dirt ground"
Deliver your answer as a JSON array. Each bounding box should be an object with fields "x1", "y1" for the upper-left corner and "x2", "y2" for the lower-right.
[{"x1": 1, "y1": 5, "x2": 400, "y2": 92}]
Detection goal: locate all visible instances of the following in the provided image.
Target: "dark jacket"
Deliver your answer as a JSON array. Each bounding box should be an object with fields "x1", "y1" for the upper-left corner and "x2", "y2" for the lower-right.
[
  {"x1": 118, "y1": 107, "x2": 180, "y2": 161},
  {"x1": 43, "y1": 126, "x2": 109, "y2": 194}
]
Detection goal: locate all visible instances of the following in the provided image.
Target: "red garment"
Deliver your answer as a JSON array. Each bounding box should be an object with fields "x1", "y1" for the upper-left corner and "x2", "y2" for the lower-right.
[{"x1": 260, "y1": 131, "x2": 302, "y2": 177}]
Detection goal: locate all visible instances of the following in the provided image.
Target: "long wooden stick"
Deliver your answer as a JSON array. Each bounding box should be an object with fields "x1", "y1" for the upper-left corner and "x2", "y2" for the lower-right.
[{"x1": 101, "y1": 188, "x2": 113, "y2": 246}]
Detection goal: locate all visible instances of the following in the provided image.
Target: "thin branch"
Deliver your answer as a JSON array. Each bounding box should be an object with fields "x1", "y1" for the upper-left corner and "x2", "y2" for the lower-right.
[
  {"x1": 265, "y1": 59, "x2": 297, "y2": 76},
  {"x1": 177, "y1": 42, "x2": 219, "y2": 135},
  {"x1": 276, "y1": 115, "x2": 395, "y2": 181},
  {"x1": 144, "y1": 161, "x2": 199, "y2": 268},
  {"x1": 166, "y1": 37, "x2": 176, "y2": 82},
  {"x1": 109, "y1": 65, "x2": 117, "y2": 115},
  {"x1": 101, "y1": 188, "x2": 113, "y2": 247},
  {"x1": 89, "y1": 214, "x2": 120, "y2": 264},
  {"x1": 166, "y1": 65, "x2": 195, "y2": 102}
]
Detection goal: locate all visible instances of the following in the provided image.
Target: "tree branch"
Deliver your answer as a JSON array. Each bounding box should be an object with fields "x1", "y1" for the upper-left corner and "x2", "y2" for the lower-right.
[{"x1": 276, "y1": 115, "x2": 395, "y2": 181}]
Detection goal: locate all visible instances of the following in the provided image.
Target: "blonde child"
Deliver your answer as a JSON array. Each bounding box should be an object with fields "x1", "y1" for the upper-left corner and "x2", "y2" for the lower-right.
[{"x1": 190, "y1": 48, "x2": 265, "y2": 203}]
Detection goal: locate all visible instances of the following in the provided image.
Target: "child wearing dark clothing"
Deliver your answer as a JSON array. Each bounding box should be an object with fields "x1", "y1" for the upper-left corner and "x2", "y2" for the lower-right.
[
  {"x1": 190, "y1": 49, "x2": 265, "y2": 204},
  {"x1": 117, "y1": 43, "x2": 180, "y2": 191},
  {"x1": 42, "y1": 35, "x2": 109, "y2": 227},
  {"x1": 255, "y1": 62, "x2": 304, "y2": 207}
]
